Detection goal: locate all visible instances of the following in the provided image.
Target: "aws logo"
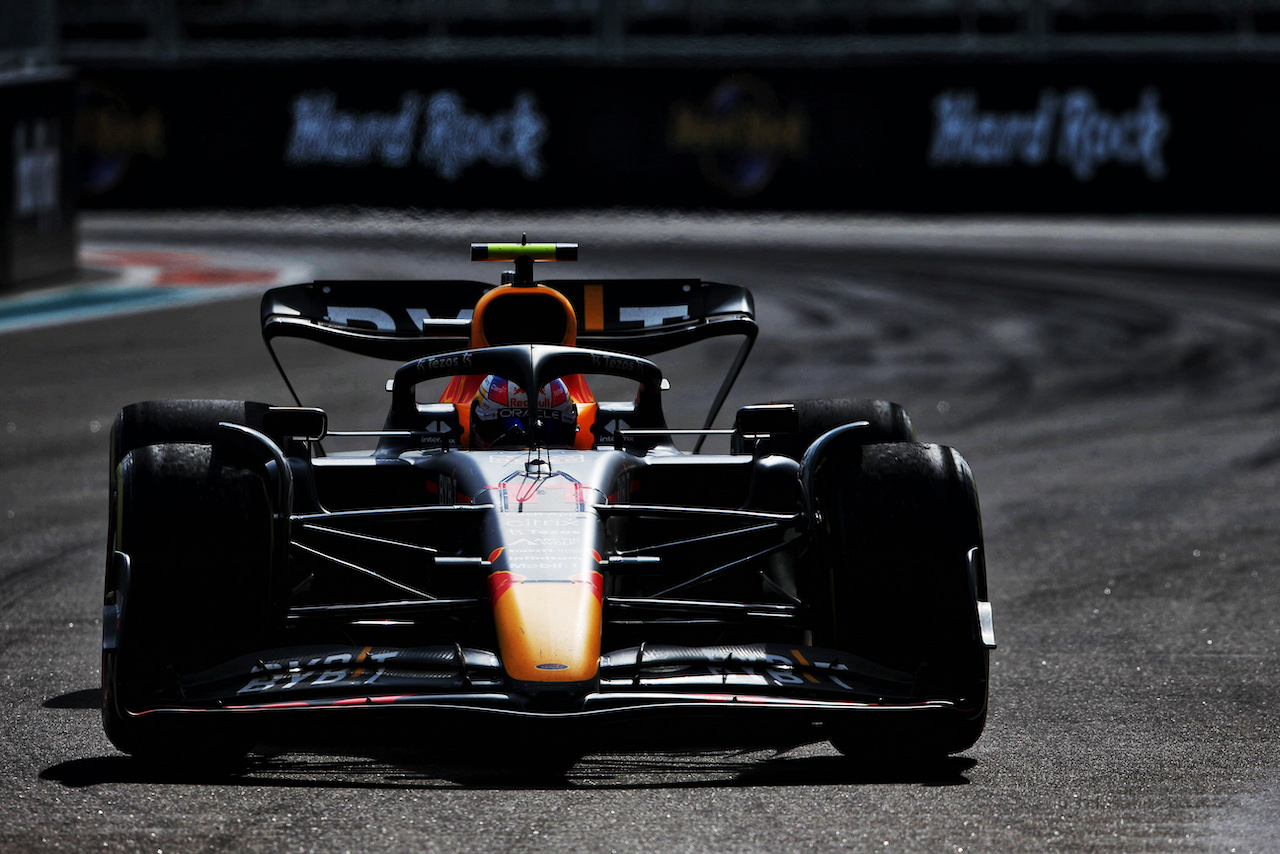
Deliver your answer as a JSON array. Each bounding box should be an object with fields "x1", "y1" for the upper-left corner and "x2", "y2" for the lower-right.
[{"x1": 667, "y1": 75, "x2": 809, "y2": 198}]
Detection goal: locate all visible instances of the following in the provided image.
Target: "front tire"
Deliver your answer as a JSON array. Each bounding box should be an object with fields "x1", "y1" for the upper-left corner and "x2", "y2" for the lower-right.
[
  {"x1": 804, "y1": 441, "x2": 990, "y2": 759},
  {"x1": 102, "y1": 441, "x2": 277, "y2": 765}
]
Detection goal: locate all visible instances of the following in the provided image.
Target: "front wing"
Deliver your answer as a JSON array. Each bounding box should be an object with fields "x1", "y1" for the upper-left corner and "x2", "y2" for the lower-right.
[{"x1": 120, "y1": 642, "x2": 978, "y2": 736}]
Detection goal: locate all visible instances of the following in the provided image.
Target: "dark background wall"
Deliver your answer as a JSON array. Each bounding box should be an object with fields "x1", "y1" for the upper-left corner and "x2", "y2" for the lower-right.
[
  {"x1": 6, "y1": 0, "x2": 1280, "y2": 256},
  {"x1": 71, "y1": 58, "x2": 1278, "y2": 213},
  {"x1": 0, "y1": 69, "x2": 77, "y2": 287}
]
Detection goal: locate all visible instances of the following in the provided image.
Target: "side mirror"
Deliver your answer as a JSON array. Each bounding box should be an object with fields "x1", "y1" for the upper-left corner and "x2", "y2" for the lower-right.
[
  {"x1": 733, "y1": 405, "x2": 798, "y2": 455},
  {"x1": 735, "y1": 404, "x2": 799, "y2": 436},
  {"x1": 264, "y1": 407, "x2": 328, "y2": 442}
]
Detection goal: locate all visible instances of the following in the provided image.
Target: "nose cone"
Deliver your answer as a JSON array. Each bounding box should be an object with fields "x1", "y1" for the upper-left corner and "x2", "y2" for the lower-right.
[{"x1": 490, "y1": 573, "x2": 602, "y2": 683}]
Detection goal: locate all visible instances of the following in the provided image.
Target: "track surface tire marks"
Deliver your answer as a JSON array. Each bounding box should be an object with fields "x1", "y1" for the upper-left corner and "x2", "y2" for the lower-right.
[{"x1": 1, "y1": 217, "x2": 1278, "y2": 853}]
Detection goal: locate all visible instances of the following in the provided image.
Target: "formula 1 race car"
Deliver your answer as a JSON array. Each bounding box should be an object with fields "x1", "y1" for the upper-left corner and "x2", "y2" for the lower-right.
[{"x1": 101, "y1": 241, "x2": 995, "y2": 766}]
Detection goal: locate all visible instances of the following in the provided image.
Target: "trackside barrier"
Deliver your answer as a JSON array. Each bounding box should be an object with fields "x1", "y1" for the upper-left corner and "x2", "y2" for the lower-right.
[
  {"x1": 0, "y1": 68, "x2": 77, "y2": 290},
  {"x1": 71, "y1": 60, "x2": 1280, "y2": 213}
]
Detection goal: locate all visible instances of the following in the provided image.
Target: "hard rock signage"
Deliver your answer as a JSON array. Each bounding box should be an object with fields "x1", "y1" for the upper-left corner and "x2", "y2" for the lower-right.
[
  {"x1": 285, "y1": 89, "x2": 548, "y2": 182},
  {"x1": 928, "y1": 87, "x2": 1171, "y2": 182}
]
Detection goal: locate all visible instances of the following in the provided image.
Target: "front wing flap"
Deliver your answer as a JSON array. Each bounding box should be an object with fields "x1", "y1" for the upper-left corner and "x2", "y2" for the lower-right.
[{"x1": 127, "y1": 642, "x2": 970, "y2": 722}]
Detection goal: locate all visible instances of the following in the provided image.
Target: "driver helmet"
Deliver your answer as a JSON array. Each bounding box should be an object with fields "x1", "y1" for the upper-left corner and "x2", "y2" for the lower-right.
[{"x1": 470, "y1": 375, "x2": 577, "y2": 448}]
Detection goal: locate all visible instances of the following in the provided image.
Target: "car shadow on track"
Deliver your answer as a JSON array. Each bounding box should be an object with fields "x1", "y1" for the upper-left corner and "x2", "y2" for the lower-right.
[
  {"x1": 563, "y1": 752, "x2": 976, "y2": 790},
  {"x1": 43, "y1": 688, "x2": 101, "y2": 709},
  {"x1": 41, "y1": 750, "x2": 976, "y2": 791}
]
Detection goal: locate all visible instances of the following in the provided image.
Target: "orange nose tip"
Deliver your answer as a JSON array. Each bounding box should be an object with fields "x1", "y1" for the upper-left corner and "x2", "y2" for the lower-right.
[{"x1": 492, "y1": 578, "x2": 602, "y2": 683}]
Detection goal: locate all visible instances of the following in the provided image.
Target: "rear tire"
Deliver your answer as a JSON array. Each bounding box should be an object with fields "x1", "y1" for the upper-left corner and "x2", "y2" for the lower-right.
[
  {"x1": 767, "y1": 398, "x2": 913, "y2": 460},
  {"x1": 106, "y1": 400, "x2": 273, "y2": 582},
  {"x1": 110, "y1": 399, "x2": 272, "y2": 475},
  {"x1": 804, "y1": 441, "x2": 989, "y2": 759},
  {"x1": 102, "y1": 441, "x2": 277, "y2": 766}
]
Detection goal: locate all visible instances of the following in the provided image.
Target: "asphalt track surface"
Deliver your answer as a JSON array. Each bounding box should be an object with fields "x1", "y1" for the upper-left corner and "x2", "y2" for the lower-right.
[{"x1": 3, "y1": 212, "x2": 1279, "y2": 853}]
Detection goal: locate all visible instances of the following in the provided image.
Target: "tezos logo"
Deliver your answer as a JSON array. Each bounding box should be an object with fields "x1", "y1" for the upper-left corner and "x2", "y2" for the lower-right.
[
  {"x1": 667, "y1": 75, "x2": 809, "y2": 198},
  {"x1": 590, "y1": 353, "x2": 640, "y2": 374},
  {"x1": 423, "y1": 353, "x2": 472, "y2": 372}
]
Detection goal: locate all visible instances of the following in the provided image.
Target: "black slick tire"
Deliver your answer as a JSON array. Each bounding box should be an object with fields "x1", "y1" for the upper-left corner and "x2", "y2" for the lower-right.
[
  {"x1": 805, "y1": 441, "x2": 989, "y2": 759},
  {"x1": 102, "y1": 441, "x2": 276, "y2": 768}
]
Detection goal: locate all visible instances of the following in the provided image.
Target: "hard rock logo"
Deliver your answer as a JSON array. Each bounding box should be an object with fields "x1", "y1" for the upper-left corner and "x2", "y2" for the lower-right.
[{"x1": 667, "y1": 75, "x2": 809, "y2": 198}]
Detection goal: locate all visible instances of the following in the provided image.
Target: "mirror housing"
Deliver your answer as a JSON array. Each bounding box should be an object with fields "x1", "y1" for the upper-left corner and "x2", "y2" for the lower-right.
[
  {"x1": 735, "y1": 404, "x2": 799, "y2": 437},
  {"x1": 264, "y1": 407, "x2": 328, "y2": 442}
]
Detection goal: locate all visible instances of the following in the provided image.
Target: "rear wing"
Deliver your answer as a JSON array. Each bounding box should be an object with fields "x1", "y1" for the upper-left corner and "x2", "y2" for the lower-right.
[
  {"x1": 260, "y1": 279, "x2": 756, "y2": 360},
  {"x1": 260, "y1": 279, "x2": 758, "y2": 437}
]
